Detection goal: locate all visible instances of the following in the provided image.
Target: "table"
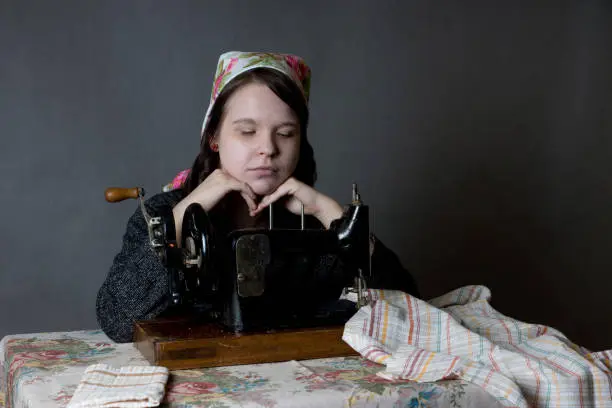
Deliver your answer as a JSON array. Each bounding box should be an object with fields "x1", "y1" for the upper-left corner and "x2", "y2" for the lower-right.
[{"x1": 1, "y1": 329, "x2": 502, "y2": 408}]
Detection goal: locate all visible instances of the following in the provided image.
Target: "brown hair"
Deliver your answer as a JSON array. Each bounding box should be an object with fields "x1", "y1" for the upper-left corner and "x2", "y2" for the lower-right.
[{"x1": 183, "y1": 68, "x2": 316, "y2": 194}]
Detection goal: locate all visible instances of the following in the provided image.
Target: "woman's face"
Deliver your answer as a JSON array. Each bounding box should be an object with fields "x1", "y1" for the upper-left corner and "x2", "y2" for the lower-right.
[{"x1": 213, "y1": 81, "x2": 301, "y2": 196}]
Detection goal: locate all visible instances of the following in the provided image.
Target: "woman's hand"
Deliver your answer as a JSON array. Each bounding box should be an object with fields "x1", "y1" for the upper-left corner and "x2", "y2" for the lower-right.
[
  {"x1": 251, "y1": 177, "x2": 344, "y2": 229},
  {"x1": 177, "y1": 169, "x2": 257, "y2": 213},
  {"x1": 172, "y1": 169, "x2": 258, "y2": 244}
]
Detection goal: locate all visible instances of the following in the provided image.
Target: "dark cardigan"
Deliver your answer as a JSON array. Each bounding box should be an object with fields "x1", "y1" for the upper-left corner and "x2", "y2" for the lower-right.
[{"x1": 96, "y1": 190, "x2": 420, "y2": 343}]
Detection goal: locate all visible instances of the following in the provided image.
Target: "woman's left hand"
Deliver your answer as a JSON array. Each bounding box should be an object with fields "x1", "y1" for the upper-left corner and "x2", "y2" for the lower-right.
[{"x1": 250, "y1": 177, "x2": 344, "y2": 229}]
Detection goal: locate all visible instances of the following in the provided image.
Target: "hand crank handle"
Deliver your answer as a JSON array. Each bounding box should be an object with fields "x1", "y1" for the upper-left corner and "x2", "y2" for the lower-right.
[{"x1": 104, "y1": 187, "x2": 143, "y2": 202}]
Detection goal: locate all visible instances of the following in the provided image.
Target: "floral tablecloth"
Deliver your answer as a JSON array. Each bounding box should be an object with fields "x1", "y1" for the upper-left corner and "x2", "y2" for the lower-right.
[{"x1": 0, "y1": 330, "x2": 502, "y2": 408}]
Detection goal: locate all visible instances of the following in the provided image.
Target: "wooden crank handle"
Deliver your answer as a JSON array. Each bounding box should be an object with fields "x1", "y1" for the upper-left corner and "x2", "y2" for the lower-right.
[{"x1": 105, "y1": 187, "x2": 142, "y2": 202}]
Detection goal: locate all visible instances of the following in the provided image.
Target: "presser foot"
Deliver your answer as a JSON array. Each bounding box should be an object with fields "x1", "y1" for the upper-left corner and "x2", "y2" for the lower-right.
[{"x1": 342, "y1": 275, "x2": 369, "y2": 308}]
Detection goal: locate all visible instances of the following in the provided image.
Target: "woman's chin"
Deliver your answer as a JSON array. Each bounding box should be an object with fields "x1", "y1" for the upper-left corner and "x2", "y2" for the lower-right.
[{"x1": 248, "y1": 178, "x2": 281, "y2": 196}]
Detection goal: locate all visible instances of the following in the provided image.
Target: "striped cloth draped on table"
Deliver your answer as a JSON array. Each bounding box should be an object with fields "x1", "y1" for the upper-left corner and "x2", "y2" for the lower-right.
[
  {"x1": 66, "y1": 364, "x2": 168, "y2": 408},
  {"x1": 342, "y1": 285, "x2": 612, "y2": 408}
]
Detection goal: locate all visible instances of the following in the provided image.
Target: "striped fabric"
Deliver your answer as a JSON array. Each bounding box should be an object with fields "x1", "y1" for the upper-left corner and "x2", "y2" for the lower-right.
[
  {"x1": 67, "y1": 364, "x2": 168, "y2": 407},
  {"x1": 342, "y1": 285, "x2": 612, "y2": 408}
]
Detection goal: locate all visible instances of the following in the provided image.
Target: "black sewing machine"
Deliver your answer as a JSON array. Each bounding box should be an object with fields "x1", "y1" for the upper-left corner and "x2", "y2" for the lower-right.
[{"x1": 105, "y1": 184, "x2": 371, "y2": 335}]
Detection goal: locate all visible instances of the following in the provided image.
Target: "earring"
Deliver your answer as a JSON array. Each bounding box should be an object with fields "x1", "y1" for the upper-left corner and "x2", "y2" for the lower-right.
[{"x1": 211, "y1": 142, "x2": 218, "y2": 152}]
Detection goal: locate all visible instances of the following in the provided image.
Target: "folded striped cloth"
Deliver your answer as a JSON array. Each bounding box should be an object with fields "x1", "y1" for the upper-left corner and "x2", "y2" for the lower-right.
[
  {"x1": 67, "y1": 364, "x2": 169, "y2": 408},
  {"x1": 342, "y1": 285, "x2": 612, "y2": 408}
]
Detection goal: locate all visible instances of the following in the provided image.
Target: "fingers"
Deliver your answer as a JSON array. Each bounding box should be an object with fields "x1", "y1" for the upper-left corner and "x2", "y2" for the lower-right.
[
  {"x1": 241, "y1": 192, "x2": 257, "y2": 213},
  {"x1": 252, "y1": 184, "x2": 292, "y2": 215},
  {"x1": 189, "y1": 169, "x2": 261, "y2": 213},
  {"x1": 239, "y1": 180, "x2": 257, "y2": 202},
  {"x1": 227, "y1": 178, "x2": 257, "y2": 212}
]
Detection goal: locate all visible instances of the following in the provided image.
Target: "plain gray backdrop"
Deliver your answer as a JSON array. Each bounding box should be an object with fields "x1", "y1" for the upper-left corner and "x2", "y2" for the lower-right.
[{"x1": 1, "y1": 0, "x2": 611, "y2": 350}]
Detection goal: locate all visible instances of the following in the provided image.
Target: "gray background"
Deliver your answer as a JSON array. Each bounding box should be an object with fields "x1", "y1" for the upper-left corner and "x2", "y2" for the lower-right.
[{"x1": 1, "y1": 1, "x2": 611, "y2": 350}]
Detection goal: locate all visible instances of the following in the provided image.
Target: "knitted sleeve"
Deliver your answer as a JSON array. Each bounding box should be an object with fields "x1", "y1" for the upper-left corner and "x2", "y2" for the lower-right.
[{"x1": 95, "y1": 191, "x2": 183, "y2": 343}]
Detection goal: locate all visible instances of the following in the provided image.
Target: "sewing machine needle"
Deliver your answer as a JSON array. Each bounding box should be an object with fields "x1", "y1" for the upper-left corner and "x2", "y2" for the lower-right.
[{"x1": 301, "y1": 203, "x2": 304, "y2": 230}]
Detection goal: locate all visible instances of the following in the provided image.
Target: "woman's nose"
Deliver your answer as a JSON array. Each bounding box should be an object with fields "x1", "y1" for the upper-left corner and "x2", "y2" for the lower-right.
[{"x1": 257, "y1": 133, "x2": 278, "y2": 156}]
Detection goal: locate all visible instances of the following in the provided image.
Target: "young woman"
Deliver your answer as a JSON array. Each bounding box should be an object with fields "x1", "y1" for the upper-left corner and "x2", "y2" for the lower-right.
[{"x1": 97, "y1": 51, "x2": 419, "y2": 343}]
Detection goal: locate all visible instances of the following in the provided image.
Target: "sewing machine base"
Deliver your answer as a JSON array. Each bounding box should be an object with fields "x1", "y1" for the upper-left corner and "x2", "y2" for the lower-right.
[{"x1": 133, "y1": 316, "x2": 359, "y2": 370}]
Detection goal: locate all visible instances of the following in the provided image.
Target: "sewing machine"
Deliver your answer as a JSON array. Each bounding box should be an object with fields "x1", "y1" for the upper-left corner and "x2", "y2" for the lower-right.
[{"x1": 104, "y1": 184, "x2": 370, "y2": 368}]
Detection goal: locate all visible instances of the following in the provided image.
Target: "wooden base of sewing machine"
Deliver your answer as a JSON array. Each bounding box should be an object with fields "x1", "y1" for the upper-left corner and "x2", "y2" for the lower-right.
[{"x1": 133, "y1": 316, "x2": 359, "y2": 370}]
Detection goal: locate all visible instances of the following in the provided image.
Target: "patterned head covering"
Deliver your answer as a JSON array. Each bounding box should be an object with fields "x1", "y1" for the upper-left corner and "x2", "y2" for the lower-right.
[
  {"x1": 163, "y1": 50, "x2": 312, "y2": 192},
  {"x1": 201, "y1": 51, "x2": 311, "y2": 138}
]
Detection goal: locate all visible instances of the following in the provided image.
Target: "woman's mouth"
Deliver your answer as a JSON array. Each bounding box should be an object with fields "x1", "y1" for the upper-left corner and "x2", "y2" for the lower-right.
[{"x1": 249, "y1": 166, "x2": 277, "y2": 177}]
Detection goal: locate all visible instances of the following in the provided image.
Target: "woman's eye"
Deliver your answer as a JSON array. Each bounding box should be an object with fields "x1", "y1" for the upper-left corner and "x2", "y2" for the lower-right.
[
  {"x1": 240, "y1": 130, "x2": 255, "y2": 136},
  {"x1": 278, "y1": 131, "x2": 294, "y2": 138}
]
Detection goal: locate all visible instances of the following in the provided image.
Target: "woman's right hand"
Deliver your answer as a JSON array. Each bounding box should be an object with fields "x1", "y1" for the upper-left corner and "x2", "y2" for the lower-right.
[
  {"x1": 171, "y1": 169, "x2": 258, "y2": 245},
  {"x1": 178, "y1": 169, "x2": 257, "y2": 213}
]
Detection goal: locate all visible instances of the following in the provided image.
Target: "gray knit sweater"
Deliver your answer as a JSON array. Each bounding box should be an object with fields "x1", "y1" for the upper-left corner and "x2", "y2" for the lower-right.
[{"x1": 96, "y1": 190, "x2": 419, "y2": 343}]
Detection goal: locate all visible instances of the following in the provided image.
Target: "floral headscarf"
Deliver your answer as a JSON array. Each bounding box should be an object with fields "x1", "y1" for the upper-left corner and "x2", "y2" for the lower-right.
[{"x1": 163, "y1": 51, "x2": 312, "y2": 192}]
